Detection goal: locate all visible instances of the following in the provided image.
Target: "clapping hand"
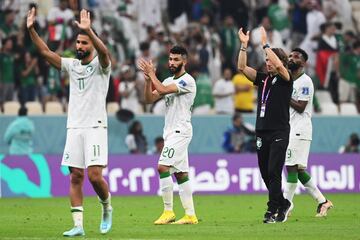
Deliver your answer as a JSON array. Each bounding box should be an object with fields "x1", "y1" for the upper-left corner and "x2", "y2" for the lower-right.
[
  {"x1": 238, "y1": 28, "x2": 250, "y2": 45},
  {"x1": 260, "y1": 27, "x2": 268, "y2": 46},
  {"x1": 27, "y1": 7, "x2": 36, "y2": 29}
]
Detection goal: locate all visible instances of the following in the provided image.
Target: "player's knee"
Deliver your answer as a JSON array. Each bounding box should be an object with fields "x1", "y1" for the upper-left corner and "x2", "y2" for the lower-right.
[
  {"x1": 70, "y1": 169, "x2": 84, "y2": 184},
  {"x1": 157, "y1": 165, "x2": 170, "y2": 173},
  {"x1": 175, "y1": 172, "x2": 188, "y2": 181},
  {"x1": 87, "y1": 171, "x2": 101, "y2": 184}
]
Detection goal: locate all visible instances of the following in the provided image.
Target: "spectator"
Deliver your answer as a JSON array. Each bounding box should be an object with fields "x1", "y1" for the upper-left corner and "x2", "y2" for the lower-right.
[
  {"x1": 316, "y1": 22, "x2": 340, "y2": 108},
  {"x1": 339, "y1": 41, "x2": 360, "y2": 106},
  {"x1": 212, "y1": 68, "x2": 235, "y2": 114},
  {"x1": 148, "y1": 136, "x2": 165, "y2": 155},
  {"x1": 219, "y1": 15, "x2": 239, "y2": 70},
  {"x1": 339, "y1": 133, "x2": 360, "y2": 153},
  {"x1": 46, "y1": 0, "x2": 75, "y2": 50},
  {"x1": 0, "y1": 37, "x2": 15, "y2": 111},
  {"x1": 267, "y1": 0, "x2": 290, "y2": 42},
  {"x1": 4, "y1": 106, "x2": 35, "y2": 155},
  {"x1": 118, "y1": 65, "x2": 141, "y2": 114},
  {"x1": 222, "y1": 113, "x2": 256, "y2": 153},
  {"x1": 125, "y1": 120, "x2": 148, "y2": 154},
  {"x1": 233, "y1": 72, "x2": 255, "y2": 113},
  {"x1": 19, "y1": 51, "x2": 38, "y2": 104},
  {"x1": 0, "y1": 9, "x2": 18, "y2": 39}
]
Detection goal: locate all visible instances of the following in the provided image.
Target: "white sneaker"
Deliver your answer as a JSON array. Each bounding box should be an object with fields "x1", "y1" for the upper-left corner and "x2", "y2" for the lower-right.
[
  {"x1": 63, "y1": 226, "x2": 85, "y2": 237},
  {"x1": 100, "y1": 207, "x2": 113, "y2": 234}
]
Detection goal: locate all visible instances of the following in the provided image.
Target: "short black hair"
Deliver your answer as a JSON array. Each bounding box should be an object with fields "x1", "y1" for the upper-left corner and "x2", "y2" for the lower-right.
[
  {"x1": 169, "y1": 45, "x2": 188, "y2": 57},
  {"x1": 19, "y1": 106, "x2": 28, "y2": 116},
  {"x1": 271, "y1": 48, "x2": 288, "y2": 68},
  {"x1": 77, "y1": 29, "x2": 98, "y2": 37},
  {"x1": 232, "y1": 113, "x2": 242, "y2": 122},
  {"x1": 292, "y1": 48, "x2": 308, "y2": 62},
  {"x1": 139, "y1": 41, "x2": 150, "y2": 51},
  {"x1": 155, "y1": 136, "x2": 164, "y2": 144}
]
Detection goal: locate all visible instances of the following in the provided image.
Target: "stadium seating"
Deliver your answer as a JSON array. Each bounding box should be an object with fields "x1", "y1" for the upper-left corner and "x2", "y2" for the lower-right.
[
  {"x1": 340, "y1": 103, "x2": 358, "y2": 115},
  {"x1": 315, "y1": 90, "x2": 333, "y2": 103},
  {"x1": 3, "y1": 101, "x2": 20, "y2": 115},
  {"x1": 107, "y1": 102, "x2": 120, "y2": 114},
  {"x1": 320, "y1": 102, "x2": 339, "y2": 115},
  {"x1": 25, "y1": 102, "x2": 43, "y2": 115},
  {"x1": 45, "y1": 101, "x2": 64, "y2": 115}
]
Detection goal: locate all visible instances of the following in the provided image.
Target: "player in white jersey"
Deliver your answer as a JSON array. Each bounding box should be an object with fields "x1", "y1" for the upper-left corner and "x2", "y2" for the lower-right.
[
  {"x1": 27, "y1": 8, "x2": 113, "y2": 236},
  {"x1": 138, "y1": 46, "x2": 198, "y2": 225},
  {"x1": 284, "y1": 48, "x2": 333, "y2": 217}
]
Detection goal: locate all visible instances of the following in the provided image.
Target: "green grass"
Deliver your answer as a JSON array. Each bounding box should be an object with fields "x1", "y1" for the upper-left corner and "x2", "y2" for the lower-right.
[{"x1": 0, "y1": 194, "x2": 359, "y2": 240}]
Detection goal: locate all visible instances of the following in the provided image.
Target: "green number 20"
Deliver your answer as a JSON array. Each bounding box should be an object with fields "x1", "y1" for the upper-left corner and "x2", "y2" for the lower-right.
[{"x1": 162, "y1": 147, "x2": 175, "y2": 158}]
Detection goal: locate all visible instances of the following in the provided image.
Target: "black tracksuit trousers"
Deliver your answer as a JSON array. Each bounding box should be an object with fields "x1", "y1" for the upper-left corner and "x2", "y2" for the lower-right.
[{"x1": 256, "y1": 129, "x2": 289, "y2": 213}]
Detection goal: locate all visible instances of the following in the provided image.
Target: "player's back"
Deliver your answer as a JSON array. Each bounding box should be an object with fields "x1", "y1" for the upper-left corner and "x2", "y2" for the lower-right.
[
  {"x1": 290, "y1": 73, "x2": 314, "y2": 140},
  {"x1": 61, "y1": 56, "x2": 111, "y2": 128},
  {"x1": 162, "y1": 72, "x2": 196, "y2": 138}
]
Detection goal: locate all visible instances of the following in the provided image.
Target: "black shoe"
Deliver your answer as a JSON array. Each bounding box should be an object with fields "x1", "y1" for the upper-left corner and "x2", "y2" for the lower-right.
[
  {"x1": 275, "y1": 199, "x2": 293, "y2": 223},
  {"x1": 263, "y1": 211, "x2": 276, "y2": 223}
]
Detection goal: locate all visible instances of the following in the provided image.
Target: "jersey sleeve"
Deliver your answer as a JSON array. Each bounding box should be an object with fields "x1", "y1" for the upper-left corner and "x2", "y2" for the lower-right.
[
  {"x1": 297, "y1": 79, "x2": 313, "y2": 101},
  {"x1": 100, "y1": 61, "x2": 111, "y2": 75},
  {"x1": 61, "y1": 57, "x2": 73, "y2": 73},
  {"x1": 176, "y1": 77, "x2": 194, "y2": 94}
]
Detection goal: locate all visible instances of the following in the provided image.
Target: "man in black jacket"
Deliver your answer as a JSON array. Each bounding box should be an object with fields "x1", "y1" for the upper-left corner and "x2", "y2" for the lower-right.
[{"x1": 237, "y1": 26, "x2": 293, "y2": 223}]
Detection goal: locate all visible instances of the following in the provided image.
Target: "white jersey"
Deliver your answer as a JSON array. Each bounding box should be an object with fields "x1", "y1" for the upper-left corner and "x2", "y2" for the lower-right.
[
  {"x1": 61, "y1": 56, "x2": 111, "y2": 128},
  {"x1": 162, "y1": 72, "x2": 196, "y2": 137},
  {"x1": 212, "y1": 78, "x2": 235, "y2": 114},
  {"x1": 289, "y1": 73, "x2": 314, "y2": 140}
]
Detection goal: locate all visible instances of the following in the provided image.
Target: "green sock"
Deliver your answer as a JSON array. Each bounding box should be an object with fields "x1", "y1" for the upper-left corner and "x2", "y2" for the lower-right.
[
  {"x1": 287, "y1": 172, "x2": 298, "y2": 183},
  {"x1": 160, "y1": 171, "x2": 171, "y2": 179},
  {"x1": 298, "y1": 171, "x2": 311, "y2": 185},
  {"x1": 176, "y1": 176, "x2": 189, "y2": 185}
]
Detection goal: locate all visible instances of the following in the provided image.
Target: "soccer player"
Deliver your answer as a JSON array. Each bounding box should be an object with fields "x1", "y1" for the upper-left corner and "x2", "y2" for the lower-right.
[
  {"x1": 137, "y1": 46, "x2": 198, "y2": 225},
  {"x1": 27, "y1": 8, "x2": 113, "y2": 236},
  {"x1": 237, "y1": 27, "x2": 293, "y2": 223},
  {"x1": 284, "y1": 48, "x2": 333, "y2": 217}
]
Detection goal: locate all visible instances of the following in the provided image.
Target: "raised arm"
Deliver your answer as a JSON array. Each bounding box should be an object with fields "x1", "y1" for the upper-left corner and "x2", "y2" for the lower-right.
[
  {"x1": 137, "y1": 59, "x2": 178, "y2": 95},
  {"x1": 75, "y1": 9, "x2": 110, "y2": 68},
  {"x1": 237, "y1": 28, "x2": 257, "y2": 82},
  {"x1": 261, "y1": 27, "x2": 290, "y2": 81},
  {"x1": 27, "y1": 7, "x2": 61, "y2": 70}
]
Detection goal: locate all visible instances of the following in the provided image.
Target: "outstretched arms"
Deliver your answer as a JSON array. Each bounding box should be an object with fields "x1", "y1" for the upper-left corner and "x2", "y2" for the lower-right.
[
  {"x1": 237, "y1": 28, "x2": 257, "y2": 82},
  {"x1": 27, "y1": 7, "x2": 61, "y2": 70},
  {"x1": 74, "y1": 9, "x2": 110, "y2": 68}
]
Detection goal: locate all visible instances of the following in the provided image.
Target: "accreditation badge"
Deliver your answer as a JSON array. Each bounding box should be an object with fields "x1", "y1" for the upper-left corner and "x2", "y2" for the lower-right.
[{"x1": 260, "y1": 103, "x2": 266, "y2": 117}]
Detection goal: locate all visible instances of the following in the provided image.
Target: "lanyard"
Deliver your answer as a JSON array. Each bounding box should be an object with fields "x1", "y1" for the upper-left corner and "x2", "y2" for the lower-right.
[{"x1": 261, "y1": 76, "x2": 272, "y2": 104}]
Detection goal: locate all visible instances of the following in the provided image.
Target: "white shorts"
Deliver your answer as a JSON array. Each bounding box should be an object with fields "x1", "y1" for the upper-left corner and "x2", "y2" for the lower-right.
[
  {"x1": 285, "y1": 138, "x2": 311, "y2": 169},
  {"x1": 158, "y1": 133, "x2": 192, "y2": 173},
  {"x1": 61, "y1": 127, "x2": 108, "y2": 169}
]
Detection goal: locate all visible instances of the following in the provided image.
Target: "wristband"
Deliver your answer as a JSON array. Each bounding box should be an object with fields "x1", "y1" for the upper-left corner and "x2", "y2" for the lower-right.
[{"x1": 263, "y1": 43, "x2": 270, "y2": 49}]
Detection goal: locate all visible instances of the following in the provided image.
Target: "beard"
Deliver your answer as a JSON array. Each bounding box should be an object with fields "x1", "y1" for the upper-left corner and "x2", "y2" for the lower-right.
[
  {"x1": 288, "y1": 61, "x2": 301, "y2": 71},
  {"x1": 76, "y1": 50, "x2": 90, "y2": 60},
  {"x1": 169, "y1": 63, "x2": 183, "y2": 74}
]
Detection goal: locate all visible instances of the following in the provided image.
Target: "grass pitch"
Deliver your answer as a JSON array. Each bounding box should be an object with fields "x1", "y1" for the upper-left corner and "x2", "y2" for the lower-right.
[{"x1": 0, "y1": 194, "x2": 359, "y2": 240}]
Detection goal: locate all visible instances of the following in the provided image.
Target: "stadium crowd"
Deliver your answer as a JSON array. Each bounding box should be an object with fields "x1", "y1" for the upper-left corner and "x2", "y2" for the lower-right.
[{"x1": 0, "y1": 0, "x2": 359, "y2": 115}]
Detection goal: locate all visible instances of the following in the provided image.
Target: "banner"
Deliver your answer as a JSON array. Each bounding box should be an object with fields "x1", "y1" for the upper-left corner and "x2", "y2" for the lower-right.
[{"x1": 0, "y1": 154, "x2": 359, "y2": 197}]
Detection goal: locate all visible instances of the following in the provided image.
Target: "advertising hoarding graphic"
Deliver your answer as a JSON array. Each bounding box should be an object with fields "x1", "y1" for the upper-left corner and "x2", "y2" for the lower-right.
[{"x1": 0, "y1": 154, "x2": 359, "y2": 197}]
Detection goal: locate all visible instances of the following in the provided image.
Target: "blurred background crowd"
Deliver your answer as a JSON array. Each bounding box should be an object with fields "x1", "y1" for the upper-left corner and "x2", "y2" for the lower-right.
[{"x1": 0, "y1": 0, "x2": 360, "y2": 116}]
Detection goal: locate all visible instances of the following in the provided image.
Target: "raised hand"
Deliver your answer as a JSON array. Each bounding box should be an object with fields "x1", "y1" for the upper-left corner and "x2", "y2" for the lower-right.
[
  {"x1": 260, "y1": 27, "x2": 268, "y2": 46},
  {"x1": 238, "y1": 28, "x2": 250, "y2": 44},
  {"x1": 74, "y1": 9, "x2": 91, "y2": 31},
  {"x1": 27, "y1": 7, "x2": 36, "y2": 29}
]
